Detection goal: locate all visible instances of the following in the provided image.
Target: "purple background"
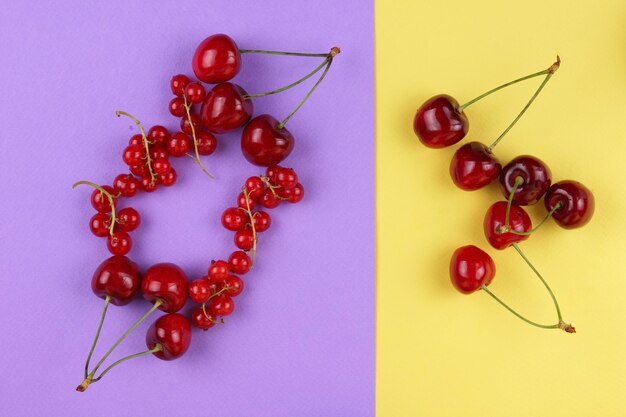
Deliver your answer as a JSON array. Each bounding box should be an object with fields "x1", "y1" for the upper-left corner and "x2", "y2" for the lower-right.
[{"x1": 0, "y1": 1, "x2": 374, "y2": 416}]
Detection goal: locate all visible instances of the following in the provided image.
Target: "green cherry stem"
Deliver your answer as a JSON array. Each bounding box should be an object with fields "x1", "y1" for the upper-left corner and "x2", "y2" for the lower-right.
[
  {"x1": 238, "y1": 48, "x2": 329, "y2": 57},
  {"x1": 92, "y1": 345, "x2": 161, "y2": 382},
  {"x1": 84, "y1": 296, "x2": 111, "y2": 378},
  {"x1": 72, "y1": 181, "x2": 118, "y2": 235},
  {"x1": 244, "y1": 57, "x2": 329, "y2": 99},
  {"x1": 504, "y1": 176, "x2": 524, "y2": 229},
  {"x1": 115, "y1": 111, "x2": 158, "y2": 184},
  {"x1": 182, "y1": 96, "x2": 215, "y2": 179},
  {"x1": 508, "y1": 203, "x2": 562, "y2": 236},
  {"x1": 486, "y1": 56, "x2": 561, "y2": 152}
]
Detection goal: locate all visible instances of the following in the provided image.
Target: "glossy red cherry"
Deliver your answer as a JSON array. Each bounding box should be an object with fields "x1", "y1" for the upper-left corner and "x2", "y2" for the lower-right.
[
  {"x1": 449, "y1": 245, "x2": 495, "y2": 294},
  {"x1": 234, "y1": 227, "x2": 255, "y2": 251},
  {"x1": 89, "y1": 213, "x2": 110, "y2": 237},
  {"x1": 222, "y1": 275, "x2": 244, "y2": 297},
  {"x1": 241, "y1": 114, "x2": 294, "y2": 166},
  {"x1": 189, "y1": 279, "x2": 211, "y2": 304},
  {"x1": 146, "y1": 313, "x2": 192, "y2": 361},
  {"x1": 544, "y1": 180, "x2": 595, "y2": 229},
  {"x1": 208, "y1": 260, "x2": 230, "y2": 283},
  {"x1": 450, "y1": 142, "x2": 502, "y2": 190},
  {"x1": 222, "y1": 207, "x2": 247, "y2": 231},
  {"x1": 192, "y1": 34, "x2": 241, "y2": 83},
  {"x1": 499, "y1": 155, "x2": 551, "y2": 205},
  {"x1": 91, "y1": 256, "x2": 141, "y2": 305},
  {"x1": 167, "y1": 132, "x2": 191, "y2": 157},
  {"x1": 91, "y1": 186, "x2": 117, "y2": 213},
  {"x1": 200, "y1": 83, "x2": 253, "y2": 134},
  {"x1": 252, "y1": 211, "x2": 271, "y2": 232},
  {"x1": 191, "y1": 307, "x2": 216, "y2": 331},
  {"x1": 228, "y1": 251, "x2": 251, "y2": 275},
  {"x1": 147, "y1": 125, "x2": 170, "y2": 148},
  {"x1": 279, "y1": 183, "x2": 304, "y2": 203},
  {"x1": 107, "y1": 230, "x2": 132, "y2": 256},
  {"x1": 117, "y1": 207, "x2": 140, "y2": 232},
  {"x1": 113, "y1": 174, "x2": 140, "y2": 197},
  {"x1": 209, "y1": 294, "x2": 234, "y2": 317},
  {"x1": 142, "y1": 263, "x2": 189, "y2": 313},
  {"x1": 196, "y1": 131, "x2": 217, "y2": 155},
  {"x1": 413, "y1": 95, "x2": 468, "y2": 148},
  {"x1": 170, "y1": 74, "x2": 191, "y2": 96},
  {"x1": 484, "y1": 201, "x2": 532, "y2": 250}
]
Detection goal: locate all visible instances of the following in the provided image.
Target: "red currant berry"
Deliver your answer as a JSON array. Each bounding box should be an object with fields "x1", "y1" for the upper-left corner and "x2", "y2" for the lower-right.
[
  {"x1": 122, "y1": 145, "x2": 146, "y2": 166},
  {"x1": 234, "y1": 227, "x2": 255, "y2": 251},
  {"x1": 228, "y1": 251, "x2": 251, "y2": 275},
  {"x1": 189, "y1": 279, "x2": 211, "y2": 304},
  {"x1": 91, "y1": 186, "x2": 117, "y2": 213},
  {"x1": 141, "y1": 176, "x2": 158, "y2": 193},
  {"x1": 167, "y1": 132, "x2": 191, "y2": 157},
  {"x1": 152, "y1": 158, "x2": 171, "y2": 175},
  {"x1": 107, "y1": 230, "x2": 132, "y2": 255},
  {"x1": 191, "y1": 307, "x2": 215, "y2": 331},
  {"x1": 147, "y1": 125, "x2": 170, "y2": 148},
  {"x1": 252, "y1": 211, "x2": 271, "y2": 232},
  {"x1": 181, "y1": 113, "x2": 201, "y2": 135},
  {"x1": 159, "y1": 168, "x2": 177, "y2": 187},
  {"x1": 170, "y1": 74, "x2": 191, "y2": 96},
  {"x1": 192, "y1": 34, "x2": 241, "y2": 83},
  {"x1": 169, "y1": 97, "x2": 186, "y2": 117},
  {"x1": 266, "y1": 165, "x2": 279, "y2": 183},
  {"x1": 196, "y1": 130, "x2": 217, "y2": 155},
  {"x1": 89, "y1": 213, "x2": 111, "y2": 237},
  {"x1": 128, "y1": 134, "x2": 143, "y2": 146},
  {"x1": 238, "y1": 192, "x2": 256, "y2": 210},
  {"x1": 113, "y1": 174, "x2": 140, "y2": 198},
  {"x1": 184, "y1": 82, "x2": 206, "y2": 104},
  {"x1": 208, "y1": 260, "x2": 230, "y2": 283},
  {"x1": 223, "y1": 275, "x2": 244, "y2": 297},
  {"x1": 280, "y1": 183, "x2": 304, "y2": 203},
  {"x1": 245, "y1": 176, "x2": 265, "y2": 199},
  {"x1": 130, "y1": 164, "x2": 147, "y2": 177},
  {"x1": 222, "y1": 207, "x2": 247, "y2": 231},
  {"x1": 208, "y1": 294, "x2": 234, "y2": 317},
  {"x1": 150, "y1": 147, "x2": 169, "y2": 160},
  {"x1": 259, "y1": 188, "x2": 281, "y2": 209},
  {"x1": 117, "y1": 207, "x2": 141, "y2": 232},
  {"x1": 275, "y1": 167, "x2": 298, "y2": 189}
]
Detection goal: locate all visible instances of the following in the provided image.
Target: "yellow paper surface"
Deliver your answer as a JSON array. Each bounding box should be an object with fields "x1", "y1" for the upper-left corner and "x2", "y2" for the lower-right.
[{"x1": 375, "y1": 1, "x2": 626, "y2": 415}]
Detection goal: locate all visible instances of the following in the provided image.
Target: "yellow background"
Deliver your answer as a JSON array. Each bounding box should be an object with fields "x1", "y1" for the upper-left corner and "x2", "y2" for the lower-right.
[{"x1": 376, "y1": 1, "x2": 626, "y2": 416}]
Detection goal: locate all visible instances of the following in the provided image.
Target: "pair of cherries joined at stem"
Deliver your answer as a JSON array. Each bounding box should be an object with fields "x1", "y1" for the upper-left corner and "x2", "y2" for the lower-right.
[
  {"x1": 413, "y1": 56, "x2": 595, "y2": 332},
  {"x1": 168, "y1": 33, "x2": 340, "y2": 172}
]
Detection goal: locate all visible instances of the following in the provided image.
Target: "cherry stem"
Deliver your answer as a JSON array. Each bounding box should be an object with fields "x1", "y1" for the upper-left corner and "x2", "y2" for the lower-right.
[
  {"x1": 84, "y1": 296, "x2": 111, "y2": 378},
  {"x1": 508, "y1": 203, "x2": 562, "y2": 236},
  {"x1": 486, "y1": 56, "x2": 561, "y2": 152},
  {"x1": 115, "y1": 111, "x2": 157, "y2": 184},
  {"x1": 481, "y1": 284, "x2": 561, "y2": 329},
  {"x1": 238, "y1": 48, "x2": 329, "y2": 57},
  {"x1": 277, "y1": 47, "x2": 339, "y2": 130},
  {"x1": 244, "y1": 57, "x2": 329, "y2": 99},
  {"x1": 87, "y1": 299, "x2": 163, "y2": 379},
  {"x1": 182, "y1": 97, "x2": 215, "y2": 180},
  {"x1": 72, "y1": 181, "x2": 118, "y2": 235},
  {"x1": 504, "y1": 176, "x2": 524, "y2": 229},
  {"x1": 242, "y1": 188, "x2": 258, "y2": 268}
]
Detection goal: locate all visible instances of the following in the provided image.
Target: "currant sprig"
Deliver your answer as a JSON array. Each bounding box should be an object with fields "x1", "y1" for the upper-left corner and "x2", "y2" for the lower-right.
[
  {"x1": 72, "y1": 181, "x2": 119, "y2": 235},
  {"x1": 182, "y1": 95, "x2": 214, "y2": 179},
  {"x1": 116, "y1": 111, "x2": 158, "y2": 185}
]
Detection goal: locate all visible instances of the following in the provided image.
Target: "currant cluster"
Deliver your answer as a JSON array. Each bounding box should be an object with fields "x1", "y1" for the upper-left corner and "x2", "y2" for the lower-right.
[
  {"x1": 414, "y1": 57, "x2": 595, "y2": 333},
  {"x1": 74, "y1": 34, "x2": 334, "y2": 392}
]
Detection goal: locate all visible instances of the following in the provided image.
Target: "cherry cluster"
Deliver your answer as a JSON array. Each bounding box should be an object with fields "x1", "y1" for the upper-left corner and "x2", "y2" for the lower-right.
[
  {"x1": 414, "y1": 57, "x2": 595, "y2": 333},
  {"x1": 75, "y1": 33, "x2": 334, "y2": 392}
]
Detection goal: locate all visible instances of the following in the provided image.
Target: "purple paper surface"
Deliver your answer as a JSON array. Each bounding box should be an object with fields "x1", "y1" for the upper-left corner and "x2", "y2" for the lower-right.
[{"x1": 0, "y1": 1, "x2": 374, "y2": 416}]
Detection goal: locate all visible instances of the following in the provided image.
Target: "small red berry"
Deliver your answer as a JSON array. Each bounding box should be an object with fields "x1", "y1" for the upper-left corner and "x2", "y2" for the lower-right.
[
  {"x1": 252, "y1": 211, "x2": 271, "y2": 232},
  {"x1": 189, "y1": 279, "x2": 211, "y2": 304},
  {"x1": 228, "y1": 251, "x2": 251, "y2": 275},
  {"x1": 169, "y1": 97, "x2": 186, "y2": 117},
  {"x1": 141, "y1": 176, "x2": 158, "y2": 193},
  {"x1": 191, "y1": 307, "x2": 216, "y2": 330},
  {"x1": 280, "y1": 183, "x2": 304, "y2": 203},
  {"x1": 196, "y1": 131, "x2": 217, "y2": 155},
  {"x1": 122, "y1": 145, "x2": 145, "y2": 166},
  {"x1": 238, "y1": 192, "x2": 256, "y2": 210},
  {"x1": 151, "y1": 147, "x2": 169, "y2": 160},
  {"x1": 222, "y1": 207, "x2": 247, "y2": 231},
  {"x1": 148, "y1": 125, "x2": 170, "y2": 148},
  {"x1": 259, "y1": 188, "x2": 281, "y2": 209},
  {"x1": 266, "y1": 165, "x2": 279, "y2": 183},
  {"x1": 208, "y1": 295, "x2": 234, "y2": 317},
  {"x1": 234, "y1": 227, "x2": 255, "y2": 251},
  {"x1": 89, "y1": 213, "x2": 110, "y2": 237},
  {"x1": 128, "y1": 134, "x2": 143, "y2": 146},
  {"x1": 107, "y1": 230, "x2": 132, "y2": 255},
  {"x1": 180, "y1": 113, "x2": 201, "y2": 135},
  {"x1": 152, "y1": 158, "x2": 171, "y2": 175},
  {"x1": 91, "y1": 186, "x2": 117, "y2": 213},
  {"x1": 159, "y1": 168, "x2": 177, "y2": 187},
  {"x1": 130, "y1": 164, "x2": 147, "y2": 177},
  {"x1": 170, "y1": 74, "x2": 191, "y2": 96},
  {"x1": 117, "y1": 207, "x2": 141, "y2": 232},
  {"x1": 167, "y1": 132, "x2": 191, "y2": 157},
  {"x1": 208, "y1": 260, "x2": 230, "y2": 283},
  {"x1": 245, "y1": 176, "x2": 265, "y2": 199},
  {"x1": 184, "y1": 82, "x2": 206, "y2": 104},
  {"x1": 275, "y1": 167, "x2": 298, "y2": 189},
  {"x1": 223, "y1": 275, "x2": 244, "y2": 297},
  {"x1": 113, "y1": 174, "x2": 140, "y2": 198}
]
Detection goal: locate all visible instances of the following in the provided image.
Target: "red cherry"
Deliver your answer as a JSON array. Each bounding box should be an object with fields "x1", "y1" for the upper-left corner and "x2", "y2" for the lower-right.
[
  {"x1": 192, "y1": 34, "x2": 241, "y2": 83},
  {"x1": 117, "y1": 207, "x2": 140, "y2": 232},
  {"x1": 449, "y1": 142, "x2": 502, "y2": 190},
  {"x1": 189, "y1": 279, "x2": 211, "y2": 304},
  {"x1": 252, "y1": 211, "x2": 271, "y2": 232},
  {"x1": 141, "y1": 176, "x2": 158, "y2": 193},
  {"x1": 146, "y1": 313, "x2": 192, "y2": 361},
  {"x1": 142, "y1": 263, "x2": 189, "y2": 313},
  {"x1": 113, "y1": 174, "x2": 140, "y2": 197},
  {"x1": 170, "y1": 74, "x2": 191, "y2": 96},
  {"x1": 275, "y1": 167, "x2": 298, "y2": 189},
  {"x1": 128, "y1": 134, "x2": 143, "y2": 146},
  {"x1": 259, "y1": 188, "x2": 281, "y2": 208},
  {"x1": 484, "y1": 201, "x2": 532, "y2": 250},
  {"x1": 147, "y1": 125, "x2": 170, "y2": 148},
  {"x1": 221, "y1": 207, "x2": 247, "y2": 231},
  {"x1": 91, "y1": 186, "x2": 117, "y2": 213},
  {"x1": 169, "y1": 97, "x2": 186, "y2": 117},
  {"x1": 184, "y1": 82, "x2": 206, "y2": 104},
  {"x1": 208, "y1": 294, "x2": 234, "y2": 317},
  {"x1": 122, "y1": 145, "x2": 146, "y2": 166},
  {"x1": 499, "y1": 155, "x2": 551, "y2": 205},
  {"x1": 191, "y1": 307, "x2": 216, "y2": 331},
  {"x1": 241, "y1": 114, "x2": 294, "y2": 166},
  {"x1": 196, "y1": 130, "x2": 217, "y2": 155},
  {"x1": 238, "y1": 192, "x2": 256, "y2": 210},
  {"x1": 152, "y1": 158, "x2": 171, "y2": 175},
  {"x1": 89, "y1": 213, "x2": 111, "y2": 237},
  {"x1": 208, "y1": 260, "x2": 230, "y2": 283},
  {"x1": 167, "y1": 132, "x2": 191, "y2": 157},
  {"x1": 450, "y1": 245, "x2": 495, "y2": 294},
  {"x1": 228, "y1": 251, "x2": 251, "y2": 275},
  {"x1": 180, "y1": 112, "x2": 201, "y2": 135},
  {"x1": 413, "y1": 95, "x2": 468, "y2": 148},
  {"x1": 223, "y1": 275, "x2": 244, "y2": 297},
  {"x1": 544, "y1": 180, "x2": 595, "y2": 229},
  {"x1": 107, "y1": 230, "x2": 132, "y2": 256},
  {"x1": 130, "y1": 164, "x2": 147, "y2": 177},
  {"x1": 245, "y1": 176, "x2": 265, "y2": 199},
  {"x1": 279, "y1": 183, "x2": 304, "y2": 203},
  {"x1": 234, "y1": 227, "x2": 255, "y2": 251},
  {"x1": 158, "y1": 168, "x2": 177, "y2": 187},
  {"x1": 200, "y1": 83, "x2": 253, "y2": 134},
  {"x1": 91, "y1": 256, "x2": 141, "y2": 305}
]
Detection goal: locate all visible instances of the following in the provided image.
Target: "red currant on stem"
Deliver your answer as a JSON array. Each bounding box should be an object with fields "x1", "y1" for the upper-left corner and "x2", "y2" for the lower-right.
[
  {"x1": 73, "y1": 181, "x2": 119, "y2": 235},
  {"x1": 192, "y1": 306, "x2": 216, "y2": 330},
  {"x1": 116, "y1": 111, "x2": 158, "y2": 186},
  {"x1": 228, "y1": 251, "x2": 251, "y2": 275},
  {"x1": 182, "y1": 95, "x2": 215, "y2": 179},
  {"x1": 170, "y1": 74, "x2": 191, "y2": 96},
  {"x1": 239, "y1": 188, "x2": 258, "y2": 266},
  {"x1": 117, "y1": 207, "x2": 140, "y2": 232}
]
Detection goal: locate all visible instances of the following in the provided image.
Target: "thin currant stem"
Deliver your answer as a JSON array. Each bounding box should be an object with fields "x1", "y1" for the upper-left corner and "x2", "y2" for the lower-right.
[
  {"x1": 84, "y1": 296, "x2": 111, "y2": 378},
  {"x1": 91, "y1": 345, "x2": 161, "y2": 382},
  {"x1": 201, "y1": 302, "x2": 225, "y2": 323},
  {"x1": 244, "y1": 58, "x2": 329, "y2": 99},
  {"x1": 238, "y1": 49, "x2": 329, "y2": 57},
  {"x1": 88, "y1": 300, "x2": 163, "y2": 377},
  {"x1": 242, "y1": 188, "x2": 258, "y2": 267},
  {"x1": 487, "y1": 57, "x2": 560, "y2": 152},
  {"x1": 72, "y1": 181, "x2": 118, "y2": 235},
  {"x1": 508, "y1": 203, "x2": 562, "y2": 236},
  {"x1": 512, "y1": 243, "x2": 563, "y2": 321},
  {"x1": 183, "y1": 97, "x2": 214, "y2": 179},
  {"x1": 481, "y1": 285, "x2": 560, "y2": 329},
  {"x1": 504, "y1": 176, "x2": 524, "y2": 230},
  {"x1": 116, "y1": 111, "x2": 157, "y2": 184}
]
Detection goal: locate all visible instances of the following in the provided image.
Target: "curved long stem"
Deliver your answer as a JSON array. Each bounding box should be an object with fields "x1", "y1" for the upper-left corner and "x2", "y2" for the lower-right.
[
  {"x1": 92, "y1": 345, "x2": 161, "y2": 382},
  {"x1": 244, "y1": 58, "x2": 329, "y2": 99},
  {"x1": 72, "y1": 181, "x2": 117, "y2": 235},
  {"x1": 508, "y1": 203, "x2": 561, "y2": 236},
  {"x1": 116, "y1": 111, "x2": 157, "y2": 184},
  {"x1": 238, "y1": 49, "x2": 329, "y2": 57},
  {"x1": 183, "y1": 97, "x2": 214, "y2": 179},
  {"x1": 481, "y1": 285, "x2": 560, "y2": 329},
  {"x1": 84, "y1": 296, "x2": 111, "y2": 378},
  {"x1": 504, "y1": 176, "x2": 524, "y2": 228},
  {"x1": 242, "y1": 188, "x2": 258, "y2": 268}
]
